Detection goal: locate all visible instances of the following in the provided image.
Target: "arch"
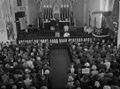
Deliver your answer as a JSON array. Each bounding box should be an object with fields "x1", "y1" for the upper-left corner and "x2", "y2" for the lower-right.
[{"x1": 53, "y1": 4, "x2": 60, "y2": 20}]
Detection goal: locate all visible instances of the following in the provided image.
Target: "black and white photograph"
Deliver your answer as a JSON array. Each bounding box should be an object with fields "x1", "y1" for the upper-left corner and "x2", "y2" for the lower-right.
[{"x1": 0, "y1": 0, "x2": 120, "y2": 89}]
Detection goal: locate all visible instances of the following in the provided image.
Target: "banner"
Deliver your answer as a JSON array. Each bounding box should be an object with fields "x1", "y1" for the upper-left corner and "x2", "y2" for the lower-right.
[
  {"x1": 19, "y1": 17, "x2": 27, "y2": 30},
  {"x1": 6, "y1": 22, "x2": 14, "y2": 40},
  {"x1": 92, "y1": 28, "x2": 109, "y2": 38},
  {"x1": 0, "y1": 19, "x2": 8, "y2": 42}
]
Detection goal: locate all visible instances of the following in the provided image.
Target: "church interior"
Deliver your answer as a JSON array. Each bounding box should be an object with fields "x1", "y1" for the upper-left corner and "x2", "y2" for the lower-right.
[{"x1": 0, "y1": 0, "x2": 120, "y2": 89}]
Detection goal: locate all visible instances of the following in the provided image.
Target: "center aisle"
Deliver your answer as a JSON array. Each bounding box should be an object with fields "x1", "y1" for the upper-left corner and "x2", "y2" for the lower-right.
[{"x1": 50, "y1": 48, "x2": 70, "y2": 89}]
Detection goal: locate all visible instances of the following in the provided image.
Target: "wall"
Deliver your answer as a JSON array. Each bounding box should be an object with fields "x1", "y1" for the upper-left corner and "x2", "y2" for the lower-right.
[
  {"x1": 0, "y1": 18, "x2": 8, "y2": 43},
  {"x1": 41, "y1": 0, "x2": 84, "y2": 27},
  {"x1": 73, "y1": 0, "x2": 84, "y2": 27},
  {"x1": 84, "y1": 0, "x2": 101, "y2": 28},
  {"x1": 15, "y1": 0, "x2": 116, "y2": 28},
  {"x1": 0, "y1": 0, "x2": 10, "y2": 42},
  {"x1": 108, "y1": 0, "x2": 115, "y2": 11},
  {"x1": 84, "y1": 0, "x2": 115, "y2": 28},
  {"x1": 117, "y1": 1, "x2": 120, "y2": 47},
  {"x1": 27, "y1": 0, "x2": 40, "y2": 26}
]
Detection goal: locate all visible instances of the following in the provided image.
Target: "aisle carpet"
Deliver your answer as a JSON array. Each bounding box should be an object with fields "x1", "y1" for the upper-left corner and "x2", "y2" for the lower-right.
[{"x1": 50, "y1": 48, "x2": 70, "y2": 89}]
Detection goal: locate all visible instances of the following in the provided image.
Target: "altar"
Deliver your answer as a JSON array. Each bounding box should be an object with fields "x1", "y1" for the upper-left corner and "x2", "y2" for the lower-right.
[
  {"x1": 41, "y1": 3, "x2": 73, "y2": 31},
  {"x1": 43, "y1": 20, "x2": 70, "y2": 30}
]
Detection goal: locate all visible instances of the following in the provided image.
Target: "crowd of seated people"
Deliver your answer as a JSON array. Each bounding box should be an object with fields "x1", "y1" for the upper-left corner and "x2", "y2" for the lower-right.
[
  {"x1": 67, "y1": 39, "x2": 120, "y2": 89},
  {"x1": 0, "y1": 41, "x2": 52, "y2": 89}
]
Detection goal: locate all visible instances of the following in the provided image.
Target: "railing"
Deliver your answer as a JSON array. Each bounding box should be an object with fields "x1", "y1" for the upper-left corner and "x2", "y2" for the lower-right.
[{"x1": 17, "y1": 37, "x2": 92, "y2": 44}]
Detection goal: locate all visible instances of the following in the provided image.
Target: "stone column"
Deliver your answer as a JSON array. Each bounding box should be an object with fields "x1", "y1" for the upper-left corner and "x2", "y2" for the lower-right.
[{"x1": 117, "y1": 1, "x2": 120, "y2": 48}]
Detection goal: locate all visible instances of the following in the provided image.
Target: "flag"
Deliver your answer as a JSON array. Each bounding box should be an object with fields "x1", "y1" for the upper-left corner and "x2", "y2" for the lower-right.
[
  {"x1": 19, "y1": 17, "x2": 27, "y2": 30},
  {"x1": 6, "y1": 22, "x2": 14, "y2": 40}
]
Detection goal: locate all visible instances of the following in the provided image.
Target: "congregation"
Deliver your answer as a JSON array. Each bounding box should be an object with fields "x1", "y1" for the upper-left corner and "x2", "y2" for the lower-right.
[
  {"x1": 67, "y1": 39, "x2": 120, "y2": 89},
  {"x1": 0, "y1": 36, "x2": 120, "y2": 89},
  {"x1": 0, "y1": 41, "x2": 51, "y2": 89},
  {"x1": 0, "y1": 0, "x2": 120, "y2": 89}
]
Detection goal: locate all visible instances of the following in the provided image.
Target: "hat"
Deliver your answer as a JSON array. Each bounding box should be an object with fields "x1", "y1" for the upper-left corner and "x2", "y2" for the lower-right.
[
  {"x1": 103, "y1": 85, "x2": 111, "y2": 89},
  {"x1": 84, "y1": 62, "x2": 90, "y2": 67},
  {"x1": 40, "y1": 86, "x2": 48, "y2": 89},
  {"x1": 97, "y1": 42, "x2": 99, "y2": 45},
  {"x1": 25, "y1": 68, "x2": 31, "y2": 73},
  {"x1": 84, "y1": 48, "x2": 88, "y2": 51},
  {"x1": 33, "y1": 48, "x2": 36, "y2": 52},
  {"x1": 94, "y1": 81, "x2": 100, "y2": 87},
  {"x1": 70, "y1": 67, "x2": 75, "y2": 73},
  {"x1": 76, "y1": 87, "x2": 81, "y2": 89},
  {"x1": 16, "y1": 47, "x2": 19, "y2": 51},
  {"x1": 44, "y1": 69, "x2": 50, "y2": 74},
  {"x1": 91, "y1": 65, "x2": 97, "y2": 70},
  {"x1": 68, "y1": 76, "x2": 74, "y2": 81},
  {"x1": 108, "y1": 45, "x2": 111, "y2": 48},
  {"x1": 37, "y1": 56, "x2": 41, "y2": 60},
  {"x1": 31, "y1": 52, "x2": 34, "y2": 56}
]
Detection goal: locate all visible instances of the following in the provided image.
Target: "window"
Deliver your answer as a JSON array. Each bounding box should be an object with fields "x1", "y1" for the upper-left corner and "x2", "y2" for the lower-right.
[{"x1": 17, "y1": 0, "x2": 22, "y2": 6}]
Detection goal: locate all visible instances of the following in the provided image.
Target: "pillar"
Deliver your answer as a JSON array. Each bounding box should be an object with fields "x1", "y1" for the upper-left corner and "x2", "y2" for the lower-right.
[{"x1": 117, "y1": 1, "x2": 120, "y2": 48}]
